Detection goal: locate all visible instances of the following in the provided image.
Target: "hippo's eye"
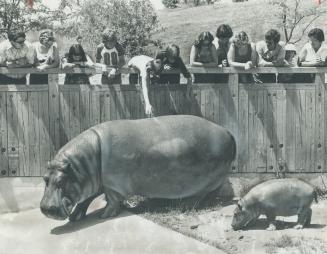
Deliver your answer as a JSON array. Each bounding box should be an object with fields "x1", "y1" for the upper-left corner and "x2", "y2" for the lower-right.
[{"x1": 55, "y1": 177, "x2": 66, "y2": 187}]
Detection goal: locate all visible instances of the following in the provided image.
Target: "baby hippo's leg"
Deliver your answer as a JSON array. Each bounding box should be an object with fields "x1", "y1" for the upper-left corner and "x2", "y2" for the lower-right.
[
  {"x1": 294, "y1": 207, "x2": 312, "y2": 229},
  {"x1": 100, "y1": 189, "x2": 123, "y2": 219},
  {"x1": 266, "y1": 213, "x2": 277, "y2": 231}
]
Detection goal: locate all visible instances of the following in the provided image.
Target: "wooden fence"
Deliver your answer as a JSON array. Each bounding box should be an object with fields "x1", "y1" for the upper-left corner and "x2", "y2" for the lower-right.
[{"x1": 0, "y1": 67, "x2": 326, "y2": 177}]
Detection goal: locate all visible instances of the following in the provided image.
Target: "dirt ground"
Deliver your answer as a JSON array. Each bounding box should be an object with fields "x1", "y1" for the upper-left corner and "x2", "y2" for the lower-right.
[{"x1": 126, "y1": 196, "x2": 327, "y2": 254}]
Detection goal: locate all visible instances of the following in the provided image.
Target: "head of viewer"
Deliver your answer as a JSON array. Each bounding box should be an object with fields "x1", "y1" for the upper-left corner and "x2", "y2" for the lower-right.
[
  {"x1": 39, "y1": 29, "x2": 55, "y2": 48},
  {"x1": 195, "y1": 31, "x2": 214, "y2": 48},
  {"x1": 308, "y1": 28, "x2": 325, "y2": 51},
  {"x1": 166, "y1": 44, "x2": 180, "y2": 64},
  {"x1": 216, "y1": 24, "x2": 233, "y2": 47},
  {"x1": 76, "y1": 35, "x2": 83, "y2": 45},
  {"x1": 102, "y1": 28, "x2": 118, "y2": 50},
  {"x1": 232, "y1": 31, "x2": 250, "y2": 49},
  {"x1": 8, "y1": 30, "x2": 26, "y2": 49},
  {"x1": 265, "y1": 29, "x2": 281, "y2": 51}
]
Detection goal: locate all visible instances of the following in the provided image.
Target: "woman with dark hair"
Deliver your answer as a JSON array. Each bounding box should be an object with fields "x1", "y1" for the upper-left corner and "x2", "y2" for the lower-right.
[
  {"x1": 62, "y1": 43, "x2": 94, "y2": 84},
  {"x1": 256, "y1": 29, "x2": 285, "y2": 82},
  {"x1": 190, "y1": 31, "x2": 218, "y2": 83},
  {"x1": 227, "y1": 31, "x2": 257, "y2": 83},
  {"x1": 30, "y1": 29, "x2": 60, "y2": 84},
  {"x1": 299, "y1": 28, "x2": 327, "y2": 67}
]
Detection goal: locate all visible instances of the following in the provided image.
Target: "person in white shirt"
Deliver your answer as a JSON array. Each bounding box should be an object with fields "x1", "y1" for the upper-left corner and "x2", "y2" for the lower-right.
[{"x1": 128, "y1": 55, "x2": 164, "y2": 117}]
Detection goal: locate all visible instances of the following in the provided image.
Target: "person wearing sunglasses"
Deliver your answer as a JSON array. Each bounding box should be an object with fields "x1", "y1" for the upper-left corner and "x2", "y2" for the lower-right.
[
  {"x1": 30, "y1": 29, "x2": 60, "y2": 84},
  {"x1": 0, "y1": 30, "x2": 36, "y2": 84}
]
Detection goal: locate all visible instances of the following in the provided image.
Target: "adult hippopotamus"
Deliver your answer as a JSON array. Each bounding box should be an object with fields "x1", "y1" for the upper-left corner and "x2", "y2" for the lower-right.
[
  {"x1": 231, "y1": 178, "x2": 317, "y2": 231},
  {"x1": 40, "y1": 115, "x2": 236, "y2": 221}
]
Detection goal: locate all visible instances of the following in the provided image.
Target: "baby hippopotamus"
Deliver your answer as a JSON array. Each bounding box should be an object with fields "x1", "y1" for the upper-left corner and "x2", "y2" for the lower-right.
[{"x1": 231, "y1": 178, "x2": 317, "y2": 231}]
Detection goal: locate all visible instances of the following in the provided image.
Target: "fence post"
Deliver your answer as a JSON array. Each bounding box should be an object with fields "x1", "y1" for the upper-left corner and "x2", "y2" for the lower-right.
[
  {"x1": 48, "y1": 74, "x2": 60, "y2": 160},
  {"x1": 315, "y1": 72, "x2": 325, "y2": 173},
  {"x1": 228, "y1": 73, "x2": 239, "y2": 173}
]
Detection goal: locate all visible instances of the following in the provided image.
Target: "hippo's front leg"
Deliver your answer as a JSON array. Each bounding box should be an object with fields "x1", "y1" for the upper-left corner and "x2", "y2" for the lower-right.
[
  {"x1": 294, "y1": 208, "x2": 312, "y2": 229},
  {"x1": 265, "y1": 213, "x2": 277, "y2": 231},
  {"x1": 100, "y1": 189, "x2": 123, "y2": 219},
  {"x1": 69, "y1": 194, "x2": 99, "y2": 222}
]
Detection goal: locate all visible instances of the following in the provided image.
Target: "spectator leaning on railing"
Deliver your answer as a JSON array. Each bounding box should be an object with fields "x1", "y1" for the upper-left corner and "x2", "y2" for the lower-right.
[
  {"x1": 95, "y1": 28, "x2": 125, "y2": 85},
  {"x1": 30, "y1": 29, "x2": 60, "y2": 85},
  {"x1": 0, "y1": 30, "x2": 36, "y2": 85},
  {"x1": 190, "y1": 31, "x2": 218, "y2": 83}
]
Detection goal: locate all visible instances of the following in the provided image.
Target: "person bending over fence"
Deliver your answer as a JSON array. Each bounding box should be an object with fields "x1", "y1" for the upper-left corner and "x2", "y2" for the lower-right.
[
  {"x1": 30, "y1": 29, "x2": 60, "y2": 85},
  {"x1": 95, "y1": 28, "x2": 125, "y2": 85},
  {"x1": 227, "y1": 31, "x2": 258, "y2": 83},
  {"x1": 190, "y1": 31, "x2": 218, "y2": 83},
  {"x1": 128, "y1": 55, "x2": 164, "y2": 117},
  {"x1": 62, "y1": 43, "x2": 94, "y2": 85},
  {"x1": 155, "y1": 44, "x2": 192, "y2": 85},
  {"x1": 0, "y1": 30, "x2": 36, "y2": 85}
]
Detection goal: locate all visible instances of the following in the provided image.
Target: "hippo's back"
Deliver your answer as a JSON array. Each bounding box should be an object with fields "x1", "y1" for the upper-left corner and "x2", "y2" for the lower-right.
[{"x1": 246, "y1": 178, "x2": 315, "y2": 216}]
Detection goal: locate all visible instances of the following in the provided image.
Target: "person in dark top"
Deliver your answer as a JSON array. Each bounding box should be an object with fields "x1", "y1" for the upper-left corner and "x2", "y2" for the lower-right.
[
  {"x1": 190, "y1": 31, "x2": 218, "y2": 83},
  {"x1": 155, "y1": 44, "x2": 191, "y2": 84},
  {"x1": 62, "y1": 43, "x2": 94, "y2": 84},
  {"x1": 213, "y1": 24, "x2": 234, "y2": 83},
  {"x1": 95, "y1": 28, "x2": 125, "y2": 85}
]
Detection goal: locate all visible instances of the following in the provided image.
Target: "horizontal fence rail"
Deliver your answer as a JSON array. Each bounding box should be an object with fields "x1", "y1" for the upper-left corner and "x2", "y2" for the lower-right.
[{"x1": 0, "y1": 67, "x2": 326, "y2": 177}]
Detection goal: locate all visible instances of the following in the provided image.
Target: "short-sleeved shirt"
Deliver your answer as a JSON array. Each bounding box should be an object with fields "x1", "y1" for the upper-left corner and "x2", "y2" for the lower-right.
[
  {"x1": 300, "y1": 42, "x2": 327, "y2": 63},
  {"x1": 256, "y1": 41, "x2": 285, "y2": 66},
  {"x1": 0, "y1": 40, "x2": 36, "y2": 79},
  {"x1": 95, "y1": 43, "x2": 124, "y2": 66}
]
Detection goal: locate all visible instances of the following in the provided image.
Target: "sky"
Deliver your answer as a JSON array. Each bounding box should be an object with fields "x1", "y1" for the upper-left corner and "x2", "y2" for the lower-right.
[{"x1": 41, "y1": 0, "x2": 164, "y2": 10}]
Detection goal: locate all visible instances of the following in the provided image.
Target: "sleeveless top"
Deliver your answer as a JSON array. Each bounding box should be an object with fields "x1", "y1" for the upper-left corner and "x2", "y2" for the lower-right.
[
  {"x1": 195, "y1": 45, "x2": 215, "y2": 63},
  {"x1": 234, "y1": 44, "x2": 252, "y2": 63},
  {"x1": 34, "y1": 42, "x2": 57, "y2": 64}
]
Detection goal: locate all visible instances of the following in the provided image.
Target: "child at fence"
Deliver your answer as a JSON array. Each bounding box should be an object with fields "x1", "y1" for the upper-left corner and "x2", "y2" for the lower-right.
[
  {"x1": 227, "y1": 31, "x2": 257, "y2": 83},
  {"x1": 128, "y1": 55, "x2": 164, "y2": 117},
  {"x1": 62, "y1": 42, "x2": 94, "y2": 85},
  {"x1": 0, "y1": 30, "x2": 36, "y2": 85},
  {"x1": 256, "y1": 29, "x2": 285, "y2": 83},
  {"x1": 213, "y1": 24, "x2": 233, "y2": 82},
  {"x1": 190, "y1": 31, "x2": 218, "y2": 83},
  {"x1": 298, "y1": 28, "x2": 327, "y2": 82},
  {"x1": 95, "y1": 28, "x2": 125, "y2": 85},
  {"x1": 30, "y1": 29, "x2": 60, "y2": 85},
  {"x1": 155, "y1": 44, "x2": 192, "y2": 85}
]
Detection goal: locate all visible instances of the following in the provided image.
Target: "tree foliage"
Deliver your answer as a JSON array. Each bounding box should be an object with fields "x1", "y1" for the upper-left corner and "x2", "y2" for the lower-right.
[
  {"x1": 162, "y1": 0, "x2": 179, "y2": 8},
  {"x1": 57, "y1": 0, "x2": 162, "y2": 57},
  {"x1": 0, "y1": 0, "x2": 56, "y2": 38},
  {"x1": 269, "y1": 0, "x2": 327, "y2": 44}
]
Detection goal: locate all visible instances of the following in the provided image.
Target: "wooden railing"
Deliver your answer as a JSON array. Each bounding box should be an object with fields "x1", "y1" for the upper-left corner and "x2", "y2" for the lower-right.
[{"x1": 0, "y1": 66, "x2": 326, "y2": 177}]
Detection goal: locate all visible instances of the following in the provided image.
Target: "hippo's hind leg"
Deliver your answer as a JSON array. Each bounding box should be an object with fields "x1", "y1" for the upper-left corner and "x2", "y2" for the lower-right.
[
  {"x1": 266, "y1": 213, "x2": 277, "y2": 231},
  {"x1": 69, "y1": 194, "x2": 99, "y2": 222},
  {"x1": 294, "y1": 207, "x2": 312, "y2": 229},
  {"x1": 100, "y1": 189, "x2": 123, "y2": 219}
]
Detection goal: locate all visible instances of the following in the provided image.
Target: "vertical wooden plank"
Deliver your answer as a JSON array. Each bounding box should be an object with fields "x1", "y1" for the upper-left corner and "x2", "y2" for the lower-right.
[
  {"x1": 38, "y1": 91, "x2": 50, "y2": 176},
  {"x1": 59, "y1": 90, "x2": 70, "y2": 146},
  {"x1": 124, "y1": 90, "x2": 131, "y2": 119},
  {"x1": 109, "y1": 88, "x2": 117, "y2": 121},
  {"x1": 285, "y1": 89, "x2": 296, "y2": 172},
  {"x1": 129, "y1": 89, "x2": 137, "y2": 119},
  {"x1": 116, "y1": 87, "x2": 123, "y2": 120},
  {"x1": 206, "y1": 87, "x2": 214, "y2": 122},
  {"x1": 80, "y1": 87, "x2": 90, "y2": 132},
  {"x1": 90, "y1": 89, "x2": 101, "y2": 125},
  {"x1": 28, "y1": 92, "x2": 40, "y2": 176},
  {"x1": 266, "y1": 90, "x2": 277, "y2": 173},
  {"x1": 69, "y1": 90, "x2": 80, "y2": 139},
  {"x1": 0, "y1": 93, "x2": 8, "y2": 177},
  {"x1": 276, "y1": 89, "x2": 286, "y2": 175},
  {"x1": 295, "y1": 90, "x2": 306, "y2": 172},
  {"x1": 200, "y1": 88, "x2": 206, "y2": 119},
  {"x1": 100, "y1": 90, "x2": 111, "y2": 123},
  {"x1": 7, "y1": 92, "x2": 19, "y2": 177},
  {"x1": 305, "y1": 89, "x2": 315, "y2": 172},
  {"x1": 238, "y1": 85, "x2": 248, "y2": 173},
  {"x1": 17, "y1": 92, "x2": 29, "y2": 176},
  {"x1": 213, "y1": 86, "x2": 220, "y2": 125},
  {"x1": 315, "y1": 74, "x2": 325, "y2": 173},
  {"x1": 48, "y1": 74, "x2": 60, "y2": 159},
  {"x1": 248, "y1": 89, "x2": 256, "y2": 172}
]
